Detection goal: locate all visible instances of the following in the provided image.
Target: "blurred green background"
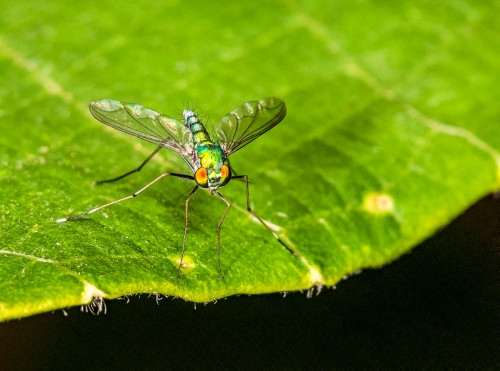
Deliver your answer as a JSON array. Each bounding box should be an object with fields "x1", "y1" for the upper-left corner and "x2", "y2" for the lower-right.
[{"x1": 0, "y1": 0, "x2": 498, "y2": 367}]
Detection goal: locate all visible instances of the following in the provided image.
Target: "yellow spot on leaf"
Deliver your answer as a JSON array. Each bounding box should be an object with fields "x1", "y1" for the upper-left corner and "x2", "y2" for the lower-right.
[
  {"x1": 169, "y1": 256, "x2": 195, "y2": 272},
  {"x1": 363, "y1": 193, "x2": 394, "y2": 215}
]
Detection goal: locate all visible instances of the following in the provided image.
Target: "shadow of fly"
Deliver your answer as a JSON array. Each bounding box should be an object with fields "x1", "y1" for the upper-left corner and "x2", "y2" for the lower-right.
[{"x1": 57, "y1": 97, "x2": 294, "y2": 278}]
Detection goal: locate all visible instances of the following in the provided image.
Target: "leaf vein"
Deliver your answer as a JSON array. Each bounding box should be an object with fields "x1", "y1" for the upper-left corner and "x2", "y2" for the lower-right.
[{"x1": 0, "y1": 249, "x2": 107, "y2": 298}]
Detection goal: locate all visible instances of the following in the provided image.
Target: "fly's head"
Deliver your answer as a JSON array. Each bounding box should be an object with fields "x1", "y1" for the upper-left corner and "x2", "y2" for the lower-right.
[
  {"x1": 194, "y1": 163, "x2": 231, "y2": 192},
  {"x1": 194, "y1": 144, "x2": 231, "y2": 191}
]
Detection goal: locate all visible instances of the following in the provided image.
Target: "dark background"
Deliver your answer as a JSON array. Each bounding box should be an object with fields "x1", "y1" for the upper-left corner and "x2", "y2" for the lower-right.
[{"x1": 1, "y1": 194, "x2": 498, "y2": 369}]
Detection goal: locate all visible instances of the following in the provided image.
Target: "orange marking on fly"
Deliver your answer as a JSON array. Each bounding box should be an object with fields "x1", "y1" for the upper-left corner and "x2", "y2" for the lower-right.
[
  {"x1": 362, "y1": 193, "x2": 394, "y2": 215},
  {"x1": 220, "y1": 164, "x2": 231, "y2": 186},
  {"x1": 220, "y1": 165, "x2": 229, "y2": 178},
  {"x1": 195, "y1": 167, "x2": 208, "y2": 188}
]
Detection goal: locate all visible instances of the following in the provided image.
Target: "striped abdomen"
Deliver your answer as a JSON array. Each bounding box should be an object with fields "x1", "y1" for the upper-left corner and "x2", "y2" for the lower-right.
[{"x1": 183, "y1": 110, "x2": 212, "y2": 146}]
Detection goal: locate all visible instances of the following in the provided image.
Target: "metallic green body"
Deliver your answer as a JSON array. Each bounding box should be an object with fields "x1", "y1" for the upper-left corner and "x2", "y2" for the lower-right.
[
  {"x1": 184, "y1": 110, "x2": 228, "y2": 190},
  {"x1": 61, "y1": 97, "x2": 289, "y2": 279}
]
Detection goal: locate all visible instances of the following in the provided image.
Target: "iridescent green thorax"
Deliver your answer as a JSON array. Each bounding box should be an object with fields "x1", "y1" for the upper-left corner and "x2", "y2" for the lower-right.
[{"x1": 196, "y1": 144, "x2": 224, "y2": 169}]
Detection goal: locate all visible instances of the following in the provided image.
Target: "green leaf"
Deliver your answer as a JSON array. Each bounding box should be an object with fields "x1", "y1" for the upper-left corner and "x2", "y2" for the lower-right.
[{"x1": 1, "y1": 0, "x2": 499, "y2": 321}]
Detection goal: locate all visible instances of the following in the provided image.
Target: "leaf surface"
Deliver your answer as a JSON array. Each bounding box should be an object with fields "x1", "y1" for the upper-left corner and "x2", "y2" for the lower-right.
[{"x1": 0, "y1": 0, "x2": 499, "y2": 321}]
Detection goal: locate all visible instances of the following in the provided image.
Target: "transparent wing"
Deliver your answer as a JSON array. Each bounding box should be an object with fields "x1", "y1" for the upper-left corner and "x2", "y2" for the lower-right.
[
  {"x1": 215, "y1": 97, "x2": 286, "y2": 155},
  {"x1": 89, "y1": 99, "x2": 192, "y2": 155}
]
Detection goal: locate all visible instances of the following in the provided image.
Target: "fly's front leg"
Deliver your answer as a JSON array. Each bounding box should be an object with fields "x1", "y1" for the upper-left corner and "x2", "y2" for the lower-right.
[
  {"x1": 176, "y1": 185, "x2": 199, "y2": 279},
  {"x1": 233, "y1": 175, "x2": 294, "y2": 255},
  {"x1": 95, "y1": 145, "x2": 162, "y2": 185},
  {"x1": 215, "y1": 192, "x2": 231, "y2": 279}
]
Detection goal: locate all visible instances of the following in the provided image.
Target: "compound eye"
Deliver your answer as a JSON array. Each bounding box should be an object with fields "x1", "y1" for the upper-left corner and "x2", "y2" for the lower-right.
[
  {"x1": 195, "y1": 167, "x2": 208, "y2": 188},
  {"x1": 220, "y1": 165, "x2": 231, "y2": 186}
]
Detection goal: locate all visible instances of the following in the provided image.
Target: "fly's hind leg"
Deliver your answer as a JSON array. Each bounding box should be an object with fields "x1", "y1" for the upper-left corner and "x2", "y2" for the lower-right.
[
  {"x1": 233, "y1": 175, "x2": 294, "y2": 255},
  {"x1": 57, "y1": 172, "x2": 191, "y2": 223}
]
